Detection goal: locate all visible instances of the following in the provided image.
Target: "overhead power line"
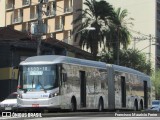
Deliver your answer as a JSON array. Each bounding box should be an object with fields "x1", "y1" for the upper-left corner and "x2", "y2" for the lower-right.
[{"x1": 129, "y1": 28, "x2": 157, "y2": 39}]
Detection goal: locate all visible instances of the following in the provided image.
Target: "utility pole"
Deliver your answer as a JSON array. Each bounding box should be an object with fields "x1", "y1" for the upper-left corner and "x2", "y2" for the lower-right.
[
  {"x1": 133, "y1": 37, "x2": 137, "y2": 50},
  {"x1": 149, "y1": 34, "x2": 151, "y2": 62},
  {"x1": 37, "y1": 0, "x2": 43, "y2": 55},
  {"x1": 134, "y1": 38, "x2": 136, "y2": 50},
  {"x1": 148, "y1": 34, "x2": 152, "y2": 74},
  {"x1": 117, "y1": 26, "x2": 120, "y2": 65}
]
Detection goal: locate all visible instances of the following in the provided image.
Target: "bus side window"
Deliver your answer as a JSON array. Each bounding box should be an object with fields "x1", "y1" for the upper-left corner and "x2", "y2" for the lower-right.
[{"x1": 62, "y1": 73, "x2": 67, "y2": 82}]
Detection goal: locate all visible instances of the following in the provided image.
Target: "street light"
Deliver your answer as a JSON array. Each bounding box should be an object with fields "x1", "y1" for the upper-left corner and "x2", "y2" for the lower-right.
[
  {"x1": 76, "y1": 27, "x2": 96, "y2": 33},
  {"x1": 72, "y1": 26, "x2": 96, "y2": 46},
  {"x1": 152, "y1": 43, "x2": 160, "y2": 46},
  {"x1": 54, "y1": 27, "x2": 96, "y2": 47},
  {"x1": 50, "y1": 26, "x2": 96, "y2": 56},
  {"x1": 85, "y1": 27, "x2": 96, "y2": 31}
]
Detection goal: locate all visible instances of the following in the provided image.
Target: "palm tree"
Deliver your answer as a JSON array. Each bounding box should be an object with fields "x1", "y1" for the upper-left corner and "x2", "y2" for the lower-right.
[
  {"x1": 72, "y1": 0, "x2": 115, "y2": 59},
  {"x1": 105, "y1": 8, "x2": 133, "y2": 64}
]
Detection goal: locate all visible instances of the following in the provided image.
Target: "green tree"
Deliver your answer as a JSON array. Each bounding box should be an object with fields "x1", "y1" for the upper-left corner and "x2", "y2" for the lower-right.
[
  {"x1": 151, "y1": 69, "x2": 160, "y2": 99},
  {"x1": 72, "y1": 0, "x2": 115, "y2": 59},
  {"x1": 105, "y1": 8, "x2": 133, "y2": 64},
  {"x1": 100, "y1": 49, "x2": 152, "y2": 75}
]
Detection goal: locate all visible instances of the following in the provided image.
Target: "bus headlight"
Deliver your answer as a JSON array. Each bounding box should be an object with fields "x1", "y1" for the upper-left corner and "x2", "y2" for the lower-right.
[{"x1": 49, "y1": 93, "x2": 59, "y2": 98}]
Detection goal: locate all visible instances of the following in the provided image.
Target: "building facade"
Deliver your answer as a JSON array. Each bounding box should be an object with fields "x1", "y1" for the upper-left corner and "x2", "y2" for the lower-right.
[{"x1": 2, "y1": 0, "x2": 82, "y2": 46}]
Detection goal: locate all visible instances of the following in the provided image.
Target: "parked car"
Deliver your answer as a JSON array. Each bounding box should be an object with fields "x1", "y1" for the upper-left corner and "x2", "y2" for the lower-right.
[
  {"x1": 0, "y1": 92, "x2": 18, "y2": 111},
  {"x1": 147, "y1": 100, "x2": 160, "y2": 112}
]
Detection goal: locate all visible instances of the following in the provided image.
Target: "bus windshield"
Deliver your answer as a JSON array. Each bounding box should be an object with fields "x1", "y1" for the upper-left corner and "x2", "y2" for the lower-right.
[{"x1": 18, "y1": 65, "x2": 58, "y2": 91}]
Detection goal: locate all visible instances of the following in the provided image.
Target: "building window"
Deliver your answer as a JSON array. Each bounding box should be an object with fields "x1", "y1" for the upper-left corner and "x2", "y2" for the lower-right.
[
  {"x1": 64, "y1": 30, "x2": 72, "y2": 44},
  {"x1": 55, "y1": 16, "x2": 64, "y2": 31},
  {"x1": 64, "y1": 0, "x2": 73, "y2": 13},
  {"x1": 13, "y1": 9, "x2": 23, "y2": 24},
  {"x1": 30, "y1": 6, "x2": 38, "y2": 20},
  {"x1": 22, "y1": 0, "x2": 30, "y2": 6},
  {"x1": 6, "y1": 0, "x2": 14, "y2": 10},
  {"x1": 46, "y1": 1, "x2": 56, "y2": 17}
]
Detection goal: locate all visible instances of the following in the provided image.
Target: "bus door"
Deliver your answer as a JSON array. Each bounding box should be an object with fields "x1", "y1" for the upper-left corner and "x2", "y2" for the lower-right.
[
  {"x1": 79, "y1": 71, "x2": 86, "y2": 107},
  {"x1": 60, "y1": 65, "x2": 68, "y2": 105},
  {"x1": 144, "y1": 81, "x2": 148, "y2": 108},
  {"x1": 121, "y1": 76, "x2": 126, "y2": 107}
]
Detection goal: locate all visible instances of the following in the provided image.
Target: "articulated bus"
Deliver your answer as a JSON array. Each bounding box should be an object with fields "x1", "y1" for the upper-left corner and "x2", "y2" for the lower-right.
[{"x1": 17, "y1": 55, "x2": 151, "y2": 111}]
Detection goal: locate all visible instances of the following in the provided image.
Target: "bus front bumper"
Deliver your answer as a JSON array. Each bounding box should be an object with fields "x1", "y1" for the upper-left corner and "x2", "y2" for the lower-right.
[{"x1": 17, "y1": 97, "x2": 61, "y2": 110}]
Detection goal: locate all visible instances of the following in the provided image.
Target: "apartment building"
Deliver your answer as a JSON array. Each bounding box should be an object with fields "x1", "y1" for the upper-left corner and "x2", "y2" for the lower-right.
[
  {"x1": 106, "y1": 0, "x2": 160, "y2": 69},
  {"x1": 3, "y1": 0, "x2": 82, "y2": 45}
]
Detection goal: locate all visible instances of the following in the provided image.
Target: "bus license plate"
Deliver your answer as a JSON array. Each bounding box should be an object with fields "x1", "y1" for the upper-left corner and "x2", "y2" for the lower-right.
[
  {"x1": 5, "y1": 107, "x2": 12, "y2": 110},
  {"x1": 32, "y1": 104, "x2": 39, "y2": 107}
]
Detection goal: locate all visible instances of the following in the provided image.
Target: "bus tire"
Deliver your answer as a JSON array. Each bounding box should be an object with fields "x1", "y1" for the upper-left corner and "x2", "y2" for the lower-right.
[
  {"x1": 134, "y1": 99, "x2": 138, "y2": 111},
  {"x1": 139, "y1": 100, "x2": 143, "y2": 111},
  {"x1": 98, "y1": 98, "x2": 104, "y2": 112},
  {"x1": 71, "y1": 97, "x2": 77, "y2": 112}
]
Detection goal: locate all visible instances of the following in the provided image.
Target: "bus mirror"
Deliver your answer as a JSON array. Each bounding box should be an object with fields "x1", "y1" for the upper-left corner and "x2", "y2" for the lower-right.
[{"x1": 62, "y1": 73, "x2": 67, "y2": 82}]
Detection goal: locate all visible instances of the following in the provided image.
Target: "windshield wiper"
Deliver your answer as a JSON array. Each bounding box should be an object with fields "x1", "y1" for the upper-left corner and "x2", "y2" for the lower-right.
[
  {"x1": 31, "y1": 76, "x2": 35, "y2": 92},
  {"x1": 38, "y1": 76, "x2": 46, "y2": 93}
]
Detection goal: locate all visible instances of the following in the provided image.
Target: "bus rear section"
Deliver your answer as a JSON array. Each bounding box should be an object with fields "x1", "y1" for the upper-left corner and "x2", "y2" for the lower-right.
[{"x1": 108, "y1": 65, "x2": 151, "y2": 111}]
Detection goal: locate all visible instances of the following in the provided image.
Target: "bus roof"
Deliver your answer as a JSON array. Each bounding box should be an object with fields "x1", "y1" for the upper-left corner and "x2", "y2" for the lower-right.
[
  {"x1": 20, "y1": 55, "x2": 150, "y2": 79},
  {"x1": 112, "y1": 64, "x2": 150, "y2": 79},
  {"x1": 20, "y1": 55, "x2": 107, "y2": 69}
]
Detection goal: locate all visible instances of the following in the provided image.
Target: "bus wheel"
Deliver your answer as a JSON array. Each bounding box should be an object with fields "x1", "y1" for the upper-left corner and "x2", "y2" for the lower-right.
[
  {"x1": 71, "y1": 97, "x2": 77, "y2": 112},
  {"x1": 134, "y1": 100, "x2": 138, "y2": 111},
  {"x1": 98, "y1": 98, "x2": 104, "y2": 112},
  {"x1": 139, "y1": 100, "x2": 143, "y2": 111}
]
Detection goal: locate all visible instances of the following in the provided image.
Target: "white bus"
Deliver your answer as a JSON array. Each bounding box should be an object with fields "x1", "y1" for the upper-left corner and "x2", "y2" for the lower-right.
[{"x1": 17, "y1": 55, "x2": 151, "y2": 111}]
